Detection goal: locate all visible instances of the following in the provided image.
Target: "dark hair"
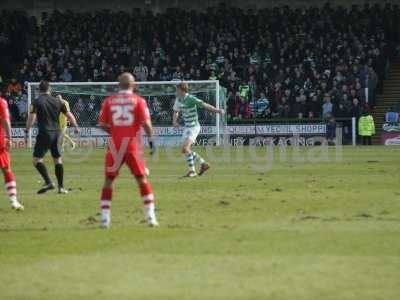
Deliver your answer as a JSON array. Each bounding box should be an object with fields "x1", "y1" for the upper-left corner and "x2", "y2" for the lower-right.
[{"x1": 39, "y1": 80, "x2": 50, "y2": 93}]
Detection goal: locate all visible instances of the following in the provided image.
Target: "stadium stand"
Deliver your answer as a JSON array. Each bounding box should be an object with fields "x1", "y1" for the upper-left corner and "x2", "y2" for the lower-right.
[{"x1": 0, "y1": 3, "x2": 399, "y2": 125}]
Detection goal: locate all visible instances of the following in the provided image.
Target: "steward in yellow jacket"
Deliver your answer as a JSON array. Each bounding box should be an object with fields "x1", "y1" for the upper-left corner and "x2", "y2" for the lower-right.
[{"x1": 358, "y1": 111, "x2": 375, "y2": 145}]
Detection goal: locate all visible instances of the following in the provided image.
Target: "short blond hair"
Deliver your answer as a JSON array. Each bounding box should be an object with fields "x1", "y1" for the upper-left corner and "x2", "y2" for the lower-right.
[{"x1": 176, "y1": 82, "x2": 189, "y2": 93}]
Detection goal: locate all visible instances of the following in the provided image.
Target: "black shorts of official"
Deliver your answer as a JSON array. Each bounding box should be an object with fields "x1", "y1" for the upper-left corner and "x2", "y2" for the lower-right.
[{"x1": 33, "y1": 131, "x2": 62, "y2": 159}]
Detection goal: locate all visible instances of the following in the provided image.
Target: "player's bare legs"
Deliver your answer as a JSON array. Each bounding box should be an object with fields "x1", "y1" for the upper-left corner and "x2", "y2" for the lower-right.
[
  {"x1": 98, "y1": 72, "x2": 158, "y2": 228},
  {"x1": 1, "y1": 167, "x2": 23, "y2": 211},
  {"x1": 99, "y1": 175, "x2": 158, "y2": 228},
  {"x1": 181, "y1": 139, "x2": 209, "y2": 177},
  {"x1": 181, "y1": 139, "x2": 197, "y2": 177},
  {"x1": 135, "y1": 175, "x2": 158, "y2": 227},
  {"x1": 0, "y1": 96, "x2": 23, "y2": 209},
  {"x1": 100, "y1": 177, "x2": 114, "y2": 228}
]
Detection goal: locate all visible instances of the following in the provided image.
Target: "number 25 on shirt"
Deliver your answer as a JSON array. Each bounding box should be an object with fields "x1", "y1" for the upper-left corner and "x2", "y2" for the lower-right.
[{"x1": 111, "y1": 105, "x2": 134, "y2": 126}]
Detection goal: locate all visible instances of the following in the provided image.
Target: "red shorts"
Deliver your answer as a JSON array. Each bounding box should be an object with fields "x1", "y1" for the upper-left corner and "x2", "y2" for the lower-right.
[
  {"x1": 105, "y1": 150, "x2": 147, "y2": 179},
  {"x1": 0, "y1": 149, "x2": 10, "y2": 169}
]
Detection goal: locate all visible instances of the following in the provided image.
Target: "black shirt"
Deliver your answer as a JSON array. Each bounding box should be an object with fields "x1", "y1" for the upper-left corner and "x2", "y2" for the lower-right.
[{"x1": 31, "y1": 94, "x2": 67, "y2": 133}]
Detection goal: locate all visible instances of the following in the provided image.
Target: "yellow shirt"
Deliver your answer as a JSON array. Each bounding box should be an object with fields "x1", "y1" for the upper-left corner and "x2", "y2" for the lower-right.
[{"x1": 59, "y1": 100, "x2": 70, "y2": 129}]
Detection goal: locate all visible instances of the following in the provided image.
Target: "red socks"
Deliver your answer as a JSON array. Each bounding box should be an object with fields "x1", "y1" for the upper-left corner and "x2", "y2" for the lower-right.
[
  {"x1": 140, "y1": 182, "x2": 154, "y2": 205},
  {"x1": 100, "y1": 187, "x2": 112, "y2": 210},
  {"x1": 4, "y1": 171, "x2": 17, "y2": 200}
]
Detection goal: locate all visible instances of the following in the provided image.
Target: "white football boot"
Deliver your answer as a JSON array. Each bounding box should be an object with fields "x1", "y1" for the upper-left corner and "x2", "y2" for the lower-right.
[
  {"x1": 147, "y1": 217, "x2": 159, "y2": 227},
  {"x1": 11, "y1": 201, "x2": 24, "y2": 211},
  {"x1": 100, "y1": 215, "x2": 111, "y2": 229}
]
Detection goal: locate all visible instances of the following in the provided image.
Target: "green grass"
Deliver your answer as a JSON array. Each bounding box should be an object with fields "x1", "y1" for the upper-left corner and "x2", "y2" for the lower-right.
[{"x1": 0, "y1": 146, "x2": 399, "y2": 300}]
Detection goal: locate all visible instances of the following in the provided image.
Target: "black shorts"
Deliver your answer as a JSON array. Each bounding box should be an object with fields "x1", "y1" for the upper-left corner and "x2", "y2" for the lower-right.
[{"x1": 33, "y1": 131, "x2": 62, "y2": 159}]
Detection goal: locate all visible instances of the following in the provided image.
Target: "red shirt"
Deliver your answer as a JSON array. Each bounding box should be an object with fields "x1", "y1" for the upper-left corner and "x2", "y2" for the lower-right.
[
  {"x1": 99, "y1": 91, "x2": 150, "y2": 152},
  {"x1": 0, "y1": 97, "x2": 10, "y2": 149}
]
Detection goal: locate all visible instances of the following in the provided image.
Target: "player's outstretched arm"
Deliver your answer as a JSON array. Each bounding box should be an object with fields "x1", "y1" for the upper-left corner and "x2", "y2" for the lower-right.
[
  {"x1": 201, "y1": 102, "x2": 225, "y2": 115},
  {"x1": 143, "y1": 120, "x2": 156, "y2": 155}
]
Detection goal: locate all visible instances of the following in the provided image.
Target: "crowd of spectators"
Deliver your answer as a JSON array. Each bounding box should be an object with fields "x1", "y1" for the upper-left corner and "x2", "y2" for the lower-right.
[{"x1": 0, "y1": 3, "x2": 399, "y2": 125}]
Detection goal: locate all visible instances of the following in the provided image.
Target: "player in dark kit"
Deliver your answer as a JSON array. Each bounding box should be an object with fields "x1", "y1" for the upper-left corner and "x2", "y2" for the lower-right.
[{"x1": 25, "y1": 81, "x2": 79, "y2": 194}]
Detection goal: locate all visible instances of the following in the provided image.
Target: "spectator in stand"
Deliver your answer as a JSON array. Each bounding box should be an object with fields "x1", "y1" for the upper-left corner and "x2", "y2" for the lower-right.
[
  {"x1": 293, "y1": 89, "x2": 307, "y2": 119},
  {"x1": 17, "y1": 68, "x2": 29, "y2": 85},
  {"x1": 350, "y1": 98, "x2": 363, "y2": 141},
  {"x1": 8, "y1": 98, "x2": 20, "y2": 123},
  {"x1": 273, "y1": 97, "x2": 290, "y2": 118},
  {"x1": 384, "y1": 107, "x2": 400, "y2": 126},
  {"x1": 322, "y1": 94, "x2": 333, "y2": 118},
  {"x1": 73, "y1": 98, "x2": 86, "y2": 122},
  {"x1": 1, "y1": 3, "x2": 398, "y2": 125},
  {"x1": 148, "y1": 67, "x2": 158, "y2": 81},
  {"x1": 75, "y1": 66, "x2": 87, "y2": 82},
  {"x1": 209, "y1": 70, "x2": 217, "y2": 80},
  {"x1": 239, "y1": 80, "x2": 250, "y2": 103},
  {"x1": 60, "y1": 68, "x2": 72, "y2": 82},
  {"x1": 231, "y1": 92, "x2": 242, "y2": 119},
  {"x1": 350, "y1": 98, "x2": 362, "y2": 120},
  {"x1": 227, "y1": 91, "x2": 239, "y2": 119},
  {"x1": 148, "y1": 97, "x2": 162, "y2": 121},
  {"x1": 238, "y1": 97, "x2": 252, "y2": 119},
  {"x1": 7, "y1": 78, "x2": 22, "y2": 95},
  {"x1": 159, "y1": 67, "x2": 172, "y2": 81},
  {"x1": 248, "y1": 75, "x2": 257, "y2": 101},
  {"x1": 194, "y1": 69, "x2": 202, "y2": 80},
  {"x1": 306, "y1": 94, "x2": 321, "y2": 118},
  {"x1": 87, "y1": 95, "x2": 97, "y2": 125},
  {"x1": 355, "y1": 82, "x2": 366, "y2": 104},
  {"x1": 133, "y1": 61, "x2": 148, "y2": 81},
  {"x1": 172, "y1": 67, "x2": 183, "y2": 80},
  {"x1": 333, "y1": 103, "x2": 349, "y2": 119},
  {"x1": 326, "y1": 116, "x2": 337, "y2": 144},
  {"x1": 17, "y1": 94, "x2": 28, "y2": 121},
  {"x1": 251, "y1": 92, "x2": 270, "y2": 118}
]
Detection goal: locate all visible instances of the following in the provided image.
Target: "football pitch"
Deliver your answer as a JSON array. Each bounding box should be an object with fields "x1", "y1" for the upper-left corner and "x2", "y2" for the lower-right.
[{"x1": 0, "y1": 146, "x2": 399, "y2": 300}]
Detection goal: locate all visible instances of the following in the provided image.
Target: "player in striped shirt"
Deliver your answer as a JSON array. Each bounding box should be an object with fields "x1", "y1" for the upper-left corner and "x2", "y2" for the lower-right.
[
  {"x1": 172, "y1": 82, "x2": 224, "y2": 177},
  {"x1": 58, "y1": 96, "x2": 76, "y2": 151}
]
